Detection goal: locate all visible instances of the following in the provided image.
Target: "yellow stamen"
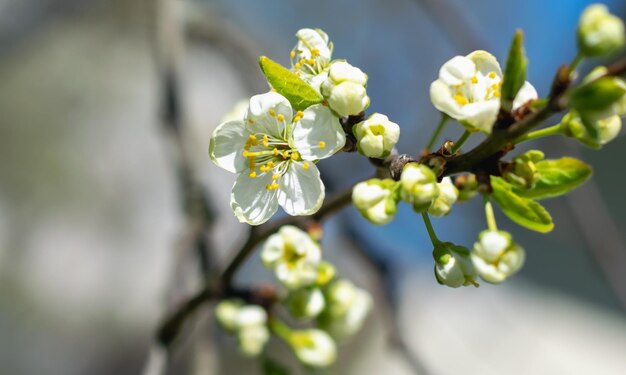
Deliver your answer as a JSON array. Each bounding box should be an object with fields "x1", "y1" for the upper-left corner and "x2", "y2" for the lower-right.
[
  {"x1": 493, "y1": 91, "x2": 500, "y2": 98},
  {"x1": 267, "y1": 161, "x2": 275, "y2": 168},
  {"x1": 296, "y1": 111, "x2": 304, "y2": 117},
  {"x1": 269, "y1": 109, "x2": 276, "y2": 117},
  {"x1": 262, "y1": 134, "x2": 269, "y2": 147},
  {"x1": 491, "y1": 83, "x2": 498, "y2": 90},
  {"x1": 265, "y1": 182, "x2": 279, "y2": 191},
  {"x1": 319, "y1": 141, "x2": 326, "y2": 149},
  {"x1": 277, "y1": 114, "x2": 285, "y2": 122},
  {"x1": 272, "y1": 173, "x2": 280, "y2": 180},
  {"x1": 282, "y1": 150, "x2": 290, "y2": 158},
  {"x1": 293, "y1": 116, "x2": 301, "y2": 122},
  {"x1": 303, "y1": 162, "x2": 310, "y2": 170},
  {"x1": 260, "y1": 164, "x2": 269, "y2": 172},
  {"x1": 307, "y1": 58, "x2": 315, "y2": 65},
  {"x1": 290, "y1": 50, "x2": 295, "y2": 59},
  {"x1": 488, "y1": 72, "x2": 497, "y2": 79},
  {"x1": 273, "y1": 148, "x2": 279, "y2": 156},
  {"x1": 311, "y1": 48, "x2": 319, "y2": 56},
  {"x1": 291, "y1": 151, "x2": 300, "y2": 161},
  {"x1": 454, "y1": 94, "x2": 469, "y2": 105},
  {"x1": 249, "y1": 171, "x2": 257, "y2": 178},
  {"x1": 471, "y1": 76, "x2": 478, "y2": 84}
]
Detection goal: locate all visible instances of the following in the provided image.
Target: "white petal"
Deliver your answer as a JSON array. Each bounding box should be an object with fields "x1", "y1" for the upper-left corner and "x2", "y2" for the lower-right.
[
  {"x1": 471, "y1": 254, "x2": 506, "y2": 284},
  {"x1": 209, "y1": 120, "x2": 249, "y2": 173},
  {"x1": 293, "y1": 104, "x2": 346, "y2": 160},
  {"x1": 245, "y1": 92, "x2": 293, "y2": 139},
  {"x1": 467, "y1": 50, "x2": 502, "y2": 77},
  {"x1": 460, "y1": 100, "x2": 500, "y2": 133},
  {"x1": 430, "y1": 80, "x2": 464, "y2": 119},
  {"x1": 261, "y1": 233, "x2": 285, "y2": 268},
  {"x1": 439, "y1": 56, "x2": 475, "y2": 86},
  {"x1": 296, "y1": 28, "x2": 331, "y2": 59},
  {"x1": 278, "y1": 162, "x2": 324, "y2": 216},
  {"x1": 231, "y1": 172, "x2": 279, "y2": 225},
  {"x1": 512, "y1": 81, "x2": 538, "y2": 110}
]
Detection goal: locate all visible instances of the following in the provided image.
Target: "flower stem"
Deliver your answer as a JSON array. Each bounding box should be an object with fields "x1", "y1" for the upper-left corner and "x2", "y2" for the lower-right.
[
  {"x1": 450, "y1": 130, "x2": 471, "y2": 154},
  {"x1": 514, "y1": 123, "x2": 562, "y2": 144},
  {"x1": 269, "y1": 318, "x2": 292, "y2": 342},
  {"x1": 568, "y1": 52, "x2": 584, "y2": 74},
  {"x1": 426, "y1": 113, "x2": 449, "y2": 152},
  {"x1": 483, "y1": 195, "x2": 497, "y2": 231},
  {"x1": 421, "y1": 213, "x2": 441, "y2": 246}
]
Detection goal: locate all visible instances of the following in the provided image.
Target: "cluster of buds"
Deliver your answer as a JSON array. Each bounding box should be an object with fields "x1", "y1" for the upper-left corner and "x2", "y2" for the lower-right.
[
  {"x1": 215, "y1": 300, "x2": 270, "y2": 357},
  {"x1": 503, "y1": 150, "x2": 544, "y2": 189}
]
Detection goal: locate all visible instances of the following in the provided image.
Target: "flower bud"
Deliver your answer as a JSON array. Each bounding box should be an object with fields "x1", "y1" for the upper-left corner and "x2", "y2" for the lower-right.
[
  {"x1": 294, "y1": 28, "x2": 332, "y2": 62},
  {"x1": 321, "y1": 61, "x2": 369, "y2": 117},
  {"x1": 317, "y1": 279, "x2": 372, "y2": 340},
  {"x1": 287, "y1": 287, "x2": 325, "y2": 320},
  {"x1": 455, "y1": 174, "x2": 478, "y2": 202},
  {"x1": 315, "y1": 261, "x2": 336, "y2": 286},
  {"x1": 577, "y1": 4, "x2": 625, "y2": 57},
  {"x1": 471, "y1": 230, "x2": 525, "y2": 284},
  {"x1": 289, "y1": 329, "x2": 337, "y2": 368},
  {"x1": 569, "y1": 75, "x2": 626, "y2": 115},
  {"x1": 428, "y1": 177, "x2": 459, "y2": 217},
  {"x1": 215, "y1": 299, "x2": 243, "y2": 332},
  {"x1": 352, "y1": 178, "x2": 399, "y2": 225},
  {"x1": 561, "y1": 111, "x2": 622, "y2": 149},
  {"x1": 432, "y1": 242, "x2": 478, "y2": 288},
  {"x1": 400, "y1": 163, "x2": 439, "y2": 212},
  {"x1": 504, "y1": 150, "x2": 545, "y2": 189},
  {"x1": 235, "y1": 305, "x2": 268, "y2": 328},
  {"x1": 352, "y1": 113, "x2": 400, "y2": 158},
  {"x1": 238, "y1": 325, "x2": 270, "y2": 357}
]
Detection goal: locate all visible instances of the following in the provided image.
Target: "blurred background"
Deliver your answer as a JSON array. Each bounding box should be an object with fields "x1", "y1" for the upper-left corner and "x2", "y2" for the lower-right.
[{"x1": 1, "y1": 0, "x2": 626, "y2": 374}]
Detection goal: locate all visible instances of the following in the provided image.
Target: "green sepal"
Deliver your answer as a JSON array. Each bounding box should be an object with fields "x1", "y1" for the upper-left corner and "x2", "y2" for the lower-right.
[
  {"x1": 259, "y1": 56, "x2": 323, "y2": 111},
  {"x1": 490, "y1": 176, "x2": 554, "y2": 233},
  {"x1": 501, "y1": 29, "x2": 528, "y2": 112},
  {"x1": 513, "y1": 157, "x2": 592, "y2": 199},
  {"x1": 569, "y1": 76, "x2": 626, "y2": 113}
]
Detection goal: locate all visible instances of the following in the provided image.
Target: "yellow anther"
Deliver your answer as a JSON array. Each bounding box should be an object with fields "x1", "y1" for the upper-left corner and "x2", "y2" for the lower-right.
[
  {"x1": 291, "y1": 151, "x2": 300, "y2": 160},
  {"x1": 272, "y1": 173, "x2": 280, "y2": 180},
  {"x1": 491, "y1": 83, "x2": 498, "y2": 90},
  {"x1": 319, "y1": 141, "x2": 326, "y2": 149},
  {"x1": 247, "y1": 134, "x2": 258, "y2": 146},
  {"x1": 303, "y1": 162, "x2": 310, "y2": 170},
  {"x1": 471, "y1": 76, "x2": 478, "y2": 84},
  {"x1": 493, "y1": 91, "x2": 500, "y2": 98},
  {"x1": 269, "y1": 109, "x2": 276, "y2": 117},
  {"x1": 244, "y1": 143, "x2": 251, "y2": 151},
  {"x1": 265, "y1": 182, "x2": 279, "y2": 191},
  {"x1": 307, "y1": 59, "x2": 315, "y2": 65},
  {"x1": 488, "y1": 72, "x2": 497, "y2": 79},
  {"x1": 259, "y1": 165, "x2": 269, "y2": 172},
  {"x1": 296, "y1": 111, "x2": 304, "y2": 117},
  {"x1": 273, "y1": 148, "x2": 279, "y2": 156},
  {"x1": 293, "y1": 116, "x2": 301, "y2": 122},
  {"x1": 277, "y1": 114, "x2": 285, "y2": 122},
  {"x1": 454, "y1": 94, "x2": 469, "y2": 105},
  {"x1": 290, "y1": 50, "x2": 296, "y2": 59},
  {"x1": 311, "y1": 48, "x2": 319, "y2": 56},
  {"x1": 249, "y1": 134, "x2": 257, "y2": 140},
  {"x1": 282, "y1": 150, "x2": 290, "y2": 158},
  {"x1": 243, "y1": 150, "x2": 250, "y2": 157},
  {"x1": 262, "y1": 134, "x2": 269, "y2": 147},
  {"x1": 247, "y1": 118, "x2": 255, "y2": 124},
  {"x1": 249, "y1": 171, "x2": 257, "y2": 178}
]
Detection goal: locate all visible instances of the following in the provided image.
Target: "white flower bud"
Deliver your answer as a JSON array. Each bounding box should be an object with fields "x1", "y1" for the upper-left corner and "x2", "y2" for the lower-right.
[
  {"x1": 561, "y1": 111, "x2": 622, "y2": 149},
  {"x1": 400, "y1": 163, "x2": 439, "y2": 212},
  {"x1": 287, "y1": 288, "x2": 326, "y2": 320},
  {"x1": 432, "y1": 242, "x2": 477, "y2": 288},
  {"x1": 577, "y1": 4, "x2": 625, "y2": 57},
  {"x1": 352, "y1": 178, "x2": 399, "y2": 225},
  {"x1": 428, "y1": 177, "x2": 459, "y2": 217},
  {"x1": 215, "y1": 299, "x2": 243, "y2": 332},
  {"x1": 235, "y1": 305, "x2": 268, "y2": 328},
  {"x1": 318, "y1": 279, "x2": 373, "y2": 340},
  {"x1": 353, "y1": 113, "x2": 400, "y2": 158},
  {"x1": 289, "y1": 329, "x2": 337, "y2": 367},
  {"x1": 294, "y1": 28, "x2": 332, "y2": 61},
  {"x1": 238, "y1": 325, "x2": 270, "y2": 357},
  {"x1": 321, "y1": 61, "x2": 370, "y2": 117},
  {"x1": 471, "y1": 230, "x2": 525, "y2": 284},
  {"x1": 261, "y1": 226, "x2": 321, "y2": 289}
]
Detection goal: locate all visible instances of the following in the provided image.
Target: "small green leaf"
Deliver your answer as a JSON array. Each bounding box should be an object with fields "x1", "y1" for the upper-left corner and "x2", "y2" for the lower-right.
[
  {"x1": 514, "y1": 157, "x2": 592, "y2": 199},
  {"x1": 259, "y1": 56, "x2": 323, "y2": 111},
  {"x1": 491, "y1": 176, "x2": 554, "y2": 233},
  {"x1": 569, "y1": 76, "x2": 626, "y2": 113},
  {"x1": 501, "y1": 29, "x2": 528, "y2": 112}
]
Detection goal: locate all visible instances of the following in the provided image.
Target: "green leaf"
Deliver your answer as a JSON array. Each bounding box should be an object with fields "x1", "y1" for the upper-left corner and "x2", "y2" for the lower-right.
[
  {"x1": 501, "y1": 29, "x2": 528, "y2": 111},
  {"x1": 259, "y1": 56, "x2": 323, "y2": 111},
  {"x1": 262, "y1": 357, "x2": 290, "y2": 375},
  {"x1": 490, "y1": 176, "x2": 554, "y2": 233},
  {"x1": 513, "y1": 157, "x2": 592, "y2": 199},
  {"x1": 569, "y1": 76, "x2": 626, "y2": 113}
]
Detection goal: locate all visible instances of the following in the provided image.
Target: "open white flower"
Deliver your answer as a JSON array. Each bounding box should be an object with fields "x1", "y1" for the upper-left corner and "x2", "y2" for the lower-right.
[
  {"x1": 209, "y1": 92, "x2": 346, "y2": 225},
  {"x1": 430, "y1": 51, "x2": 538, "y2": 133},
  {"x1": 291, "y1": 28, "x2": 333, "y2": 92},
  {"x1": 471, "y1": 230, "x2": 525, "y2": 284},
  {"x1": 261, "y1": 226, "x2": 322, "y2": 289},
  {"x1": 289, "y1": 329, "x2": 337, "y2": 368}
]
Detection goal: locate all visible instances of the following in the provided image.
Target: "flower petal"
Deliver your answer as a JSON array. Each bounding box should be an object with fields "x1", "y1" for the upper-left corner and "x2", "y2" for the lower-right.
[
  {"x1": 430, "y1": 80, "x2": 464, "y2": 119},
  {"x1": 231, "y1": 172, "x2": 279, "y2": 225},
  {"x1": 278, "y1": 161, "x2": 324, "y2": 216},
  {"x1": 293, "y1": 104, "x2": 346, "y2": 160},
  {"x1": 439, "y1": 56, "x2": 475, "y2": 86},
  {"x1": 460, "y1": 100, "x2": 500, "y2": 133},
  {"x1": 512, "y1": 81, "x2": 538, "y2": 110},
  {"x1": 209, "y1": 120, "x2": 249, "y2": 173},
  {"x1": 467, "y1": 50, "x2": 502, "y2": 77},
  {"x1": 296, "y1": 28, "x2": 331, "y2": 60},
  {"x1": 245, "y1": 92, "x2": 293, "y2": 139}
]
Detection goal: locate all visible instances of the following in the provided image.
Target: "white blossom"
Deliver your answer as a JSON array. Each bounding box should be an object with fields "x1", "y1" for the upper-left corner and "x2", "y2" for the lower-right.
[
  {"x1": 353, "y1": 113, "x2": 400, "y2": 158},
  {"x1": 209, "y1": 92, "x2": 346, "y2": 225},
  {"x1": 321, "y1": 61, "x2": 370, "y2": 117},
  {"x1": 430, "y1": 51, "x2": 538, "y2": 133},
  {"x1": 289, "y1": 329, "x2": 337, "y2": 367},
  {"x1": 291, "y1": 28, "x2": 333, "y2": 92},
  {"x1": 471, "y1": 230, "x2": 525, "y2": 284}
]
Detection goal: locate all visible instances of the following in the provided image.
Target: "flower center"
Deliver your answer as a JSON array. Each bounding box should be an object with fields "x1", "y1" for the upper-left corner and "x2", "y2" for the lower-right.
[{"x1": 453, "y1": 71, "x2": 502, "y2": 106}]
